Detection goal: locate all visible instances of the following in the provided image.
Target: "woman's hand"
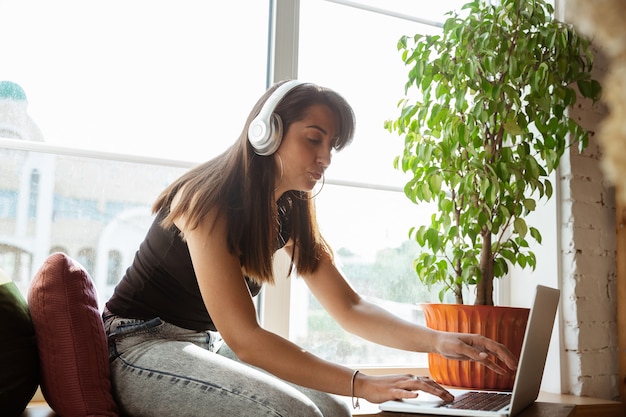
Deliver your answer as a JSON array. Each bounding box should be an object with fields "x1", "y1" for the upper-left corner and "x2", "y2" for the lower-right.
[
  {"x1": 433, "y1": 331, "x2": 518, "y2": 375},
  {"x1": 354, "y1": 373, "x2": 454, "y2": 404}
]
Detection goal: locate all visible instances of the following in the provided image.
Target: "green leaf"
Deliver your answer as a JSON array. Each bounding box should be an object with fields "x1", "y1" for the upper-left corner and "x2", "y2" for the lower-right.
[
  {"x1": 522, "y1": 198, "x2": 536, "y2": 212},
  {"x1": 414, "y1": 226, "x2": 426, "y2": 246},
  {"x1": 421, "y1": 181, "x2": 433, "y2": 201},
  {"x1": 545, "y1": 180, "x2": 553, "y2": 199},
  {"x1": 577, "y1": 79, "x2": 593, "y2": 98},
  {"x1": 503, "y1": 119, "x2": 524, "y2": 136},
  {"x1": 590, "y1": 79, "x2": 602, "y2": 101},
  {"x1": 425, "y1": 228, "x2": 440, "y2": 251},
  {"x1": 529, "y1": 226, "x2": 542, "y2": 244},
  {"x1": 455, "y1": 88, "x2": 467, "y2": 111},
  {"x1": 501, "y1": 248, "x2": 516, "y2": 263},
  {"x1": 514, "y1": 217, "x2": 528, "y2": 238},
  {"x1": 428, "y1": 174, "x2": 443, "y2": 194}
]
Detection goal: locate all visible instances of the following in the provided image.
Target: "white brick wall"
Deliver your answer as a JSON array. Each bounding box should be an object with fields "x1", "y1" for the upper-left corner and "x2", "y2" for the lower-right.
[{"x1": 559, "y1": 45, "x2": 620, "y2": 399}]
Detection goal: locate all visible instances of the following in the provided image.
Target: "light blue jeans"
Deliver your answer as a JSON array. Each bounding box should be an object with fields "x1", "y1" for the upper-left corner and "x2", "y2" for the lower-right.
[{"x1": 103, "y1": 312, "x2": 351, "y2": 417}]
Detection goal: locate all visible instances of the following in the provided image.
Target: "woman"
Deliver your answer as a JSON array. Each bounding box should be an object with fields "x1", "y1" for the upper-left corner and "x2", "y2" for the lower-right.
[{"x1": 103, "y1": 80, "x2": 517, "y2": 417}]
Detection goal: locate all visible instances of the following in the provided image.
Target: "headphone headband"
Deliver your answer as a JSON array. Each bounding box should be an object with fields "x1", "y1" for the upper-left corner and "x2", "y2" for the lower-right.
[{"x1": 248, "y1": 80, "x2": 304, "y2": 156}]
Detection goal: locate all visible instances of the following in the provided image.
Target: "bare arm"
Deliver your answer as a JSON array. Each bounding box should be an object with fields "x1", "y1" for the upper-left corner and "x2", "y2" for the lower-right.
[
  {"x1": 176, "y1": 211, "x2": 362, "y2": 398},
  {"x1": 300, "y1": 250, "x2": 518, "y2": 400}
]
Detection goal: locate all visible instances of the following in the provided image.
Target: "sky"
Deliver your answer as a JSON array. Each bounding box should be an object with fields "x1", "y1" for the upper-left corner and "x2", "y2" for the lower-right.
[{"x1": 0, "y1": 0, "x2": 268, "y2": 161}]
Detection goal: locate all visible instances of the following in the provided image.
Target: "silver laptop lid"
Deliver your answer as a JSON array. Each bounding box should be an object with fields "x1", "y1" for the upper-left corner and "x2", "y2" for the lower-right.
[{"x1": 508, "y1": 285, "x2": 560, "y2": 416}]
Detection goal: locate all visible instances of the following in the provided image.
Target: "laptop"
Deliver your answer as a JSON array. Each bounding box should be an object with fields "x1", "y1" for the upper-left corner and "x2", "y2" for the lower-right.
[{"x1": 379, "y1": 285, "x2": 560, "y2": 417}]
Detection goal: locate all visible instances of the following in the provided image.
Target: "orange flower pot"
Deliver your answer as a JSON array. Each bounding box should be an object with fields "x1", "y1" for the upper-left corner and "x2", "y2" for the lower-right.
[{"x1": 421, "y1": 303, "x2": 529, "y2": 390}]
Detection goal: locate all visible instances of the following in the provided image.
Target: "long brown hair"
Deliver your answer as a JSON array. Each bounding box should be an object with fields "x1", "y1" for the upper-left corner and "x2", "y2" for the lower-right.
[{"x1": 153, "y1": 81, "x2": 355, "y2": 283}]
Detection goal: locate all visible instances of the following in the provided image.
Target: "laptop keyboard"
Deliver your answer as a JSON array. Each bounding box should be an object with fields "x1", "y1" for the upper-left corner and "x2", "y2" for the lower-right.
[{"x1": 440, "y1": 391, "x2": 511, "y2": 411}]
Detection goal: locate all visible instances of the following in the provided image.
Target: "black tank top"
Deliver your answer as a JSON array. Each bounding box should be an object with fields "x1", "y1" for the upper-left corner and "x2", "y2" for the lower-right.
[{"x1": 106, "y1": 207, "x2": 291, "y2": 331}]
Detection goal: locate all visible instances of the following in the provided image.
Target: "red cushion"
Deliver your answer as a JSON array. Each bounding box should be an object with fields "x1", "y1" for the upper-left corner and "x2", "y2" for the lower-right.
[{"x1": 28, "y1": 252, "x2": 119, "y2": 417}]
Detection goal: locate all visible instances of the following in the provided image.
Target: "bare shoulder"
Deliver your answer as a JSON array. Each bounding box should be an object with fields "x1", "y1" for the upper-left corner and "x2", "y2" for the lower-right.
[{"x1": 170, "y1": 188, "x2": 223, "y2": 239}]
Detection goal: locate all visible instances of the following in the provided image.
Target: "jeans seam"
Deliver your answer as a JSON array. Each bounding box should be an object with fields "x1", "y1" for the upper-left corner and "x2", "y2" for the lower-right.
[{"x1": 107, "y1": 317, "x2": 164, "y2": 339}]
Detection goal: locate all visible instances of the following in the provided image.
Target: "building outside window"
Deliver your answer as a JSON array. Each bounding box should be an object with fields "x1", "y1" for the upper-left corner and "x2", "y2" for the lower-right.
[{"x1": 27, "y1": 169, "x2": 39, "y2": 219}]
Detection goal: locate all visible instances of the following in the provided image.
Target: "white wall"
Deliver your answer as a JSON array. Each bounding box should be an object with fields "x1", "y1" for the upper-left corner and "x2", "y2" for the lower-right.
[{"x1": 507, "y1": 41, "x2": 619, "y2": 400}]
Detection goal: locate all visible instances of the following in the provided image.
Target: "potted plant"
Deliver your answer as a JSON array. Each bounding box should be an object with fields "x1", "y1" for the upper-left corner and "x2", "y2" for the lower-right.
[{"x1": 385, "y1": 0, "x2": 601, "y2": 389}]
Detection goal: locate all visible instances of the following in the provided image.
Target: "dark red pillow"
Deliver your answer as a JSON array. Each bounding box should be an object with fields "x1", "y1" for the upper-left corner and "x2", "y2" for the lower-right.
[{"x1": 28, "y1": 252, "x2": 119, "y2": 417}]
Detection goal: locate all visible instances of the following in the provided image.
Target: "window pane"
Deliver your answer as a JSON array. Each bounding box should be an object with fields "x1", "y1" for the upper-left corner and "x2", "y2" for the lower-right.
[
  {"x1": 0, "y1": 145, "x2": 188, "y2": 303},
  {"x1": 291, "y1": 183, "x2": 452, "y2": 366},
  {"x1": 0, "y1": 0, "x2": 269, "y2": 161},
  {"x1": 345, "y1": 0, "x2": 467, "y2": 22},
  {"x1": 298, "y1": 0, "x2": 465, "y2": 186},
  {"x1": 295, "y1": 0, "x2": 466, "y2": 366}
]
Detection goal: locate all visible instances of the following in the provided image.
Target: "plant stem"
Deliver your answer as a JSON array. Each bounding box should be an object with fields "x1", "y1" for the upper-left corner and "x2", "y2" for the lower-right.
[{"x1": 477, "y1": 228, "x2": 494, "y2": 305}]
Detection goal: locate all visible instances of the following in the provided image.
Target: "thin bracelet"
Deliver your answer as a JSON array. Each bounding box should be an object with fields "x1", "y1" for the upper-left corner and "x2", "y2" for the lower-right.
[{"x1": 351, "y1": 369, "x2": 361, "y2": 409}]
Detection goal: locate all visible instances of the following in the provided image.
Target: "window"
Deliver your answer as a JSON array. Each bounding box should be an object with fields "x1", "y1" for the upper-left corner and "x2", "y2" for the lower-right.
[
  {"x1": 28, "y1": 169, "x2": 40, "y2": 218},
  {"x1": 49, "y1": 246, "x2": 68, "y2": 255},
  {"x1": 279, "y1": 0, "x2": 469, "y2": 366},
  {"x1": 0, "y1": 0, "x2": 269, "y2": 162},
  {"x1": 290, "y1": 184, "x2": 443, "y2": 366},
  {"x1": 107, "y1": 250, "x2": 122, "y2": 286},
  {"x1": 0, "y1": 244, "x2": 32, "y2": 292},
  {"x1": 0, "y1": 0, "x2": 270, "y2": 306},
  {"x1": 0, "y1": 147, "x2": 189, "y2": 308},
  {"x1": 0, "y1": 190, "x2": 17, "y2": 219},
  {"x1": 1, "y1": 0, "x2": 501, "y2": 370},
  {"x1": 77, "y1": 248, "x2": 96, "y2": 277}
]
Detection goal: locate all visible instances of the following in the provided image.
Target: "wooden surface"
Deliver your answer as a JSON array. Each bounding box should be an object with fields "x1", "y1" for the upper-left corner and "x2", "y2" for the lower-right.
[
  {"x1": 617, "y1": 194, "x2": 626, "y2": 403},
  {"x1": 538, "y1": 392, "x2": 625, "y2": 417},
  {"x1": 25, "y1": 393, "x2": 624, "y2": 417}
]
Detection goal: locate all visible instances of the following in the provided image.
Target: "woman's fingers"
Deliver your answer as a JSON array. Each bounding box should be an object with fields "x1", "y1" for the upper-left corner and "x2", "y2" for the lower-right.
[
  {"x1": 393, "y1": 374, "x2": 454, "y2": 402},
  {"x1": 411, "y1": 375, "x2": 454, "y2": 402}
]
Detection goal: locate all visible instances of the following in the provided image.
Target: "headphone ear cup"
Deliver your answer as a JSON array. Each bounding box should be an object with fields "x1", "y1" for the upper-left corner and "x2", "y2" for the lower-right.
[
  {"x1": 248, "y1": 116, "x2": 270, "y2": 154},
  {"x1": 248, "y1": 80, "x2": 303, "y2": 156},
  {"x1": 248, "y1": 109, "x2": 283, "y2": 156},
  {"x1": 248, "y1": 113, "x2": 282, "y2": 156}
]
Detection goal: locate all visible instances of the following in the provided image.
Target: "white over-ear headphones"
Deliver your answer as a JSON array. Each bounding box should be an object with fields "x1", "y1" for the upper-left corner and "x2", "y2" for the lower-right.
[{"x1": 248, "y1": 80, "x2": 304, "y2": 156}]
